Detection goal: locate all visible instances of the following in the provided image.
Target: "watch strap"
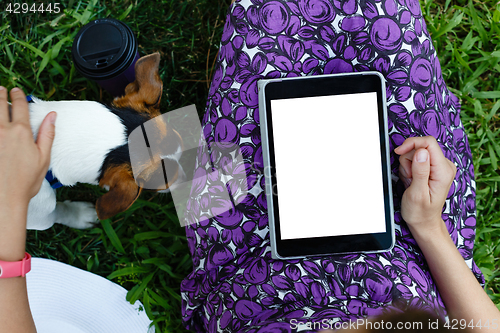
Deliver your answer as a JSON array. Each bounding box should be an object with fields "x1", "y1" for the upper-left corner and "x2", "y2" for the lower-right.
[{"x1": 0, "y1": 252, "x2": 32, "y2": 278}]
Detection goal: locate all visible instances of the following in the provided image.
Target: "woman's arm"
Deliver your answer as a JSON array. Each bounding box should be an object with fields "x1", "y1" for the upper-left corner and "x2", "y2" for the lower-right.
[
  {"x1": 412, "y1": 219, "x2": 499, "y2": 327},
  {"x1": 0, "y1": 86, "x2": 56, "y2": 333},
  {"x1": 396, "y1": 136, "x2": 500, "y2": 329},
  {"x1": 0, "y1": 203, "x2": 36, "y2": 333}
]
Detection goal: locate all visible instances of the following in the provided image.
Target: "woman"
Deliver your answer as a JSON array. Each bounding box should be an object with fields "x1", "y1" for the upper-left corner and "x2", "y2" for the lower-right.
[
  {"x1": 179, "y1": 0, "x2": 493, "y2": 331},
  {"x1": 0, "y1": 1, "x2": 497, "y2": 332}
]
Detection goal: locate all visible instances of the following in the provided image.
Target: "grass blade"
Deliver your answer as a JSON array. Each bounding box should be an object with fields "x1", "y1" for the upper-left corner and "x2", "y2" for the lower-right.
[
  {"x1": 434, "y1": 11, "x2": 463, "y2": 39},
  {"x1": 472, "y1": 91, "x2": 500, "y2": 99},
  {"x1": 101, "y1": 219, "x2": 126, "y2": 254},
  {"x1": 118, "y1": 3, "x2": 134, "y2": 21},
  {"x1": 107, "y1": 266, "x2": 149, "y2": 280},
  {"x1": 36, "y1": 49, "x2": 52, "y2": 81},
  {"x1": 127, "y1": 272, "x2": 155, "y2": 304}
]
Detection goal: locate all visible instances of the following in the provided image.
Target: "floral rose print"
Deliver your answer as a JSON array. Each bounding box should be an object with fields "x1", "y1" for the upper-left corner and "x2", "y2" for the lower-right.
[
  {"x1": 299, "y1": 0, "x2": 336, "y2": 24},
  {"x1": 370, "y1": 18, "x2": 402, "y2": 53},
  {"x1": 261, "y1": 1, "x2": 290, "y2": 34},
  {"x1": 181, "y1": 0, "x2": 484, "y2": 332}
]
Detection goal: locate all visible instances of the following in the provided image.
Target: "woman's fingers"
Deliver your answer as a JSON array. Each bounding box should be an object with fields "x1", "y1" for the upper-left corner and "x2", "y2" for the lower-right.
[
  {"x1": 0, "y1": 86, "x2": 8, "y2": 123},
  {"x1": 395, "y1": 136, "x2": 457, "y2": 191},
  {"x1": 9, "y1": 88, "x2": 30, "y2": 125},
  {"x1": 398, "y1": 149, "x2": 415, "y2": 182},
  {"x1": 395, "y1": 136, "x2": 454, "y2": 185},
  {"x1": 36, "y1": 112, "x2": 57, "y2": 170},
  {"x1": 394, "y1": 136, "x2": 447, "y2": 167},
  {"x1": 398, "y1": 168, "x2": 411, "y2": 188}
]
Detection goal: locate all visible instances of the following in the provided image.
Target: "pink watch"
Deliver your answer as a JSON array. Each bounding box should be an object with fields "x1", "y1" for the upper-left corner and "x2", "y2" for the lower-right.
[{"x1": 0, "y1": 252, "x2": 32, "y2": 278}]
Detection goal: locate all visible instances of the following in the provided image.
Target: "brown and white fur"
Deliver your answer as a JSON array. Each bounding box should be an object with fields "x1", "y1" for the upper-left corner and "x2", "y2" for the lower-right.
[{"x1": 27, "y1": 53, "x2": 184, "y2": 230}]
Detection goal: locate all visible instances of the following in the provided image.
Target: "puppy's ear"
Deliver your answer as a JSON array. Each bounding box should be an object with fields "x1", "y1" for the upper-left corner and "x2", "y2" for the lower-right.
[
  {"x1": 96, "y1": 165, "x2": 143, "y2": 220},
  {"x1": 113, "y1": 52, "x2": 163, "y2": 115}
]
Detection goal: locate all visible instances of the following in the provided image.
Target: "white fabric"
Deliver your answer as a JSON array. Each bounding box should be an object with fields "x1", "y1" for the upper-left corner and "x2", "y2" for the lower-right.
[{"x1": 26, "y1": 258, "x2": 154, "y2": 333}]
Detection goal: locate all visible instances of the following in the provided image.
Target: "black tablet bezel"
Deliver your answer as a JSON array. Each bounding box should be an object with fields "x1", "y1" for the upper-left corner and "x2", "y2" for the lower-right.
[{"x1": 260, "y1": 72, "x2": 394, "y2": 259}]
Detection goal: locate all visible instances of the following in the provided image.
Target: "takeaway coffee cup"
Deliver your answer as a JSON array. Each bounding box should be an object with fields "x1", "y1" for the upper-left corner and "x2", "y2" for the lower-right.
[{"x1": 72, "y1": 18, "x2": 139, "y2": 97}]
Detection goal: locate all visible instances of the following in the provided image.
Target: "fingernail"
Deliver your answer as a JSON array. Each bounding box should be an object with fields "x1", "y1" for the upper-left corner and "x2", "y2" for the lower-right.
[
  {"x1": 0, "y1": 86, "x2": 5, "y2": 91},
  {"x1": 11, "y1": 87, "x2": 20, "y2": 93},
  {"x1": 417, "y1": 150, "x2": 428, "y2": 163},
  {"x1": 49, "y1": 112, "x2": 57, "y2": 124}
]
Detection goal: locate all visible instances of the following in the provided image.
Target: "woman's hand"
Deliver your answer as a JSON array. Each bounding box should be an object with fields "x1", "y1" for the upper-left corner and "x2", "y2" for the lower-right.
[
  {"x1": 395, "y1": 135, "x2": 500, "y2": 328},
  {"x1": 394, "y1": 136, "x2": 456, "y2": 238},
  {"x1": 0, "y1": 87, "x2": 56, "y2": 207}
]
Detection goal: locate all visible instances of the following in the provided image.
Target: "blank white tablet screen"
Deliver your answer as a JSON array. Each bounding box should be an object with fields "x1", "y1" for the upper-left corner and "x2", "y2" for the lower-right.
[{"x1": 270, "y1": 92, "x2": 387, "y2": 240}]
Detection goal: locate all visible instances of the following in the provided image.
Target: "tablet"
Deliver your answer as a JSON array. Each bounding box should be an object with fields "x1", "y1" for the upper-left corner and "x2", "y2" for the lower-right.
[{"x1": 258, "y1": 72, "x2": 394, "y2": 259}]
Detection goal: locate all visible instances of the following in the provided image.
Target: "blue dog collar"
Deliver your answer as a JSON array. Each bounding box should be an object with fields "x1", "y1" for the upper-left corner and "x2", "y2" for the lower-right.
[
  {"x1": 45, "y1": 170, "x2": 63, "y2": 189},
  {"x1": 27, "y1": 95, "x2": 63, "y2": 189}
]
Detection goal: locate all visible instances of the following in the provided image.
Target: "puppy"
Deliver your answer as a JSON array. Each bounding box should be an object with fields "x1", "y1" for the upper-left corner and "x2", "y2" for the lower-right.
[{"x1": 27, "y1": 53, "x2": 184, "y2": 230}]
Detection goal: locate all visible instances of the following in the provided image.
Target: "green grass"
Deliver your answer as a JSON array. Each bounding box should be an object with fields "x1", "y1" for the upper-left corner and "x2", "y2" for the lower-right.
[
  {"x1": 0, "y1": 0, "x2": 499, "y2": 331},
  {"x1": 422, "y1": 0, "x2": 500, "y2": 304}
]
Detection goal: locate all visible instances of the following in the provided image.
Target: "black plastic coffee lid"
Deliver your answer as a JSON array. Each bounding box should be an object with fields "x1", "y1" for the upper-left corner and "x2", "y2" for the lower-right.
[{"x1": 72, "y1": 18, "x2": 137, "y2": 80}]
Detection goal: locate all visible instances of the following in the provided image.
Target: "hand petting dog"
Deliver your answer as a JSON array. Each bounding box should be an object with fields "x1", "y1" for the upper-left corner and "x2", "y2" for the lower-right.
[
  {"x1": 0, "y1": 87, "x2": 56, "y2": 260},
  {"x1": 0, "y1": 88, "x2": 56, "y2": 206}
]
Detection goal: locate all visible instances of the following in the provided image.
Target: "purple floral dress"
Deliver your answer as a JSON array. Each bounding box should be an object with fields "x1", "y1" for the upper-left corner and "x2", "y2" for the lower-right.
[{"x1": 180, "y1": 0, "x2": 484, "y2": 332}]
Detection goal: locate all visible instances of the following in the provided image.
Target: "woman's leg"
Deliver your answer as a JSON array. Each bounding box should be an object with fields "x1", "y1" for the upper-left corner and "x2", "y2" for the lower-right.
[{"x1": 180, "y1": 1, "x2": 483, "y2": 331}]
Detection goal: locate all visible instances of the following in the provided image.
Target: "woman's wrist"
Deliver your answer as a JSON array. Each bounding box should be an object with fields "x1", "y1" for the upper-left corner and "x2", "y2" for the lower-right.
[
  {"x1": 0, "y1": 224, "x2": 27, "y2": 261},
  {"x1": 0, "y1": 236, "x2": 27, "y2": 262},
  {"x1": 407, "y1": 218, "x2": 450, "y2": 248},
  {"x1": 0, "y1": 202, "x2": 29, "y2": 261}
]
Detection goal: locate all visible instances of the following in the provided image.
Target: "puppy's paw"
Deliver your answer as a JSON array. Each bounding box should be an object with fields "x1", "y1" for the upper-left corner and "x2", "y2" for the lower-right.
[{"x1": 55, "y1": 200, "x2": 99, "y2": 229}]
